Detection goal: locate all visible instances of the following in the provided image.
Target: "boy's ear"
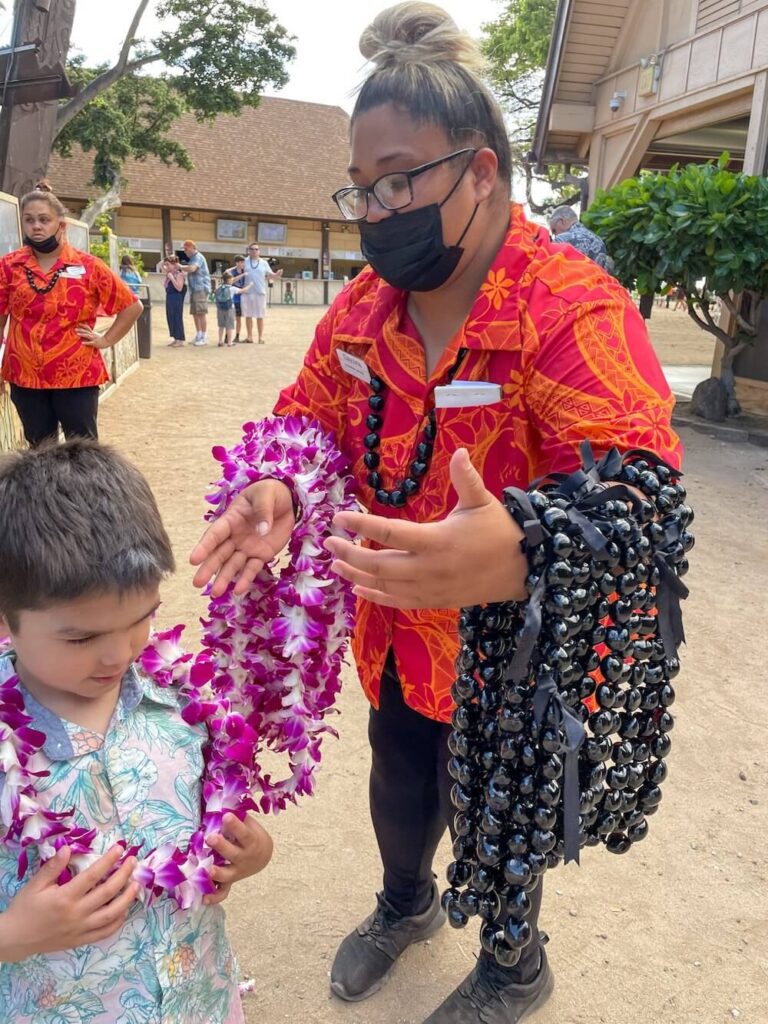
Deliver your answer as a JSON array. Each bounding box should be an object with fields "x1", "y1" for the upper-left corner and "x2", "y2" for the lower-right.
[{"x1": 0, "y1": 614, "x2": 10, "y2": 639}]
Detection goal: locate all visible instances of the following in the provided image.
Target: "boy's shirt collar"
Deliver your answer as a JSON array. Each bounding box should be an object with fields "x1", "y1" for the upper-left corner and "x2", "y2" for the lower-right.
[{"x1": 0, "y1": 654, "x2": 180, "y2": 761}]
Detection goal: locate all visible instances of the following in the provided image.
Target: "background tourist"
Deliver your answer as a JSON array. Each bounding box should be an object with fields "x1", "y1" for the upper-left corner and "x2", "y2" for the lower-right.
[
  {"x1": 240, "y1": 243, "x2": 283, "y2": 343},
  {"x1": 179, "y1": 239, "x2": 211, "y2": 346},
  {"x1": 119, "y1": 253, "x2": 142, "y2": 295},
  {"x1": 163, "y1": 254, "x2": 187, "y2": 347},
  {"x1": 214, "y1": 271, "x2": 252, "y2": 347}
]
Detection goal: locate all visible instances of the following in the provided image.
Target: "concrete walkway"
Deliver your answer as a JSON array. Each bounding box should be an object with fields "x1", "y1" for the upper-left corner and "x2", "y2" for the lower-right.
[{"x1": 98, "y1": 305, "x2": 768, "y2": 1024}]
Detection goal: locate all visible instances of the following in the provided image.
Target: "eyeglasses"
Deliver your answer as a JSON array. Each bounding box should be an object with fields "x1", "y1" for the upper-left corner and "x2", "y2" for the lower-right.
[{"x1": 332, "y1": 148, "x2": 476, "y2": 222}]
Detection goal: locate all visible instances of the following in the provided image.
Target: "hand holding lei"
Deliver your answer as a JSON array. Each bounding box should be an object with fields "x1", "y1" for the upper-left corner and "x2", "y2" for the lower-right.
[{"x1": 0, "y1": 416, "x2": 357, "y2": 909}]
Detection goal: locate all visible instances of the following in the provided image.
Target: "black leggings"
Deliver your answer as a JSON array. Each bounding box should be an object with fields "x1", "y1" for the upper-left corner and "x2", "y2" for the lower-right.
[
  {"x1": 368, "y1": 651, "x2": 544, "y2": 982},
  {"x1": 10, "y1": 384, "x2": 100, "y2": 446}
]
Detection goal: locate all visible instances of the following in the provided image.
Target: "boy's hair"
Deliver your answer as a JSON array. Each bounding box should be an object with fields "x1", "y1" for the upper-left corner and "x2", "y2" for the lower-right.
[
  {"x1": 222, "y1": 271, "x2": 232, "y2": 282},
  {"x1": 234, "y1": 256, "x2": 245, "y2": 263},
  {"x1": 0, "y1": 440, "x2": 175, "y2": 629}
]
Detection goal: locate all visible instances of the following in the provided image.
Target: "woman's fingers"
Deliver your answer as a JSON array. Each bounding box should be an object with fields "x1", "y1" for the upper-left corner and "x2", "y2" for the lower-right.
[
  {"x1": 207, "y1": 549, "x2": 248, "y2": 598},
  {"x1": 230, "y1": 556, "x2": 269, "y2": 596},
  {"x1": 331, "y1": 510, "x2": 432, "y2": 552},
  {"x1": 190, "y1": 518, "x2": 234, "y2": 568},
  {"x1": 350, "y1": 584, "x2": 414, "y2": 609},
  {"x1": 326, "y1": 538, "x2": 418, "y2": 581}
]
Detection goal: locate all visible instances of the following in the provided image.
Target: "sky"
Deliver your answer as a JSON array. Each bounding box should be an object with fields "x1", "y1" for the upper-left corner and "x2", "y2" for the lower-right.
[{"x1": 61, "y1": 0, "x2": 505, "y2": 112}]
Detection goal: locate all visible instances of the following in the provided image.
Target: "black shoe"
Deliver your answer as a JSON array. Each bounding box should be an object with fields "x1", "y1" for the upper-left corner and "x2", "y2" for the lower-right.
[
  {"x1": 423, "y1": 950, "x2": 553, "y2": 1023},
  {"x1": 330, "y1": 884, "x2": 445, "y2": 1002}
]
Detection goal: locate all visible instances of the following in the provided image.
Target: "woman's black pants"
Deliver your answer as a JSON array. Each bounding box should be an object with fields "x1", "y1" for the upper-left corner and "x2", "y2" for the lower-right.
[
  {"x1": 368, "y1": 651, "x2": 544, "y2": 983},
  {"x1": 10, "y1": 384, "x2": 100, "y2": 446}
]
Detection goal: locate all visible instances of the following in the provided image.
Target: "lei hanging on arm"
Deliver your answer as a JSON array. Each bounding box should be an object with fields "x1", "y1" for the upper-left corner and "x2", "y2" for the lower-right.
[{"x1": 0, "y1": 416, "x2": 357, "y2": 909}]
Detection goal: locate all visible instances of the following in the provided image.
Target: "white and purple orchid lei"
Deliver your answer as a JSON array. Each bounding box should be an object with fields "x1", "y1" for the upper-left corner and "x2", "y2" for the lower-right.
[{"x1": 0, "y1": 416, "x2": 357, "y2": 909}]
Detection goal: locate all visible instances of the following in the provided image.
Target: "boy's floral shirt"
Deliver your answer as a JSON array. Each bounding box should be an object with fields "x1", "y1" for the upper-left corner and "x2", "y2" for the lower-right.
[
  {"x1": 0, "y1": 655, "x2": 243, "y2": 1024},
  {"x1": 275, "y1": 203, "x2": 682, "y2": 724}
]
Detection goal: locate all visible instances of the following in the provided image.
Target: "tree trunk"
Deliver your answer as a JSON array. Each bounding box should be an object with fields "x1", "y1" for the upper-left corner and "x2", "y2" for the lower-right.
[
  {"x1": 0, "y1": 0, "x2": 77, "y2": 197},
  {"x1": 718, "y1": 341, "x2": 749, "y2": 417},
  {"x1": 80, "y1": 185, "x2": 123, "y2": 229}
]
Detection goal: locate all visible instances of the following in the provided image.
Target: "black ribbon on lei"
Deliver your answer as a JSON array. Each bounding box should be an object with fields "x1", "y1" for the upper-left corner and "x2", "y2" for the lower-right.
[{"x1": 499, "y1": 443, "x2": 689, "y2": 865}]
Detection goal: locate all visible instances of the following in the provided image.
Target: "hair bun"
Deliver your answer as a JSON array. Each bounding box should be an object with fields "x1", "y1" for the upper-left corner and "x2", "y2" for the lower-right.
[
  {"x1": 32, "y1": 178, "x2": 54, "y2": 193},
  {"x1": 359, "y1": 2, "x2": 485, "y2": 74}
]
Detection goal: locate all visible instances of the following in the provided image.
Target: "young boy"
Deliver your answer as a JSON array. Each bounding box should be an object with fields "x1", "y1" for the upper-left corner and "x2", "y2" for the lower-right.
[
  {"x1": 214, "y1": 271, "x2": 251, "y2": 348},
  {"x1": 229, "y1": 255, "x2": 247, "y2": 341},
  {"x1": 0, "y1": 440, "x2": 272, "y2": 1023}
]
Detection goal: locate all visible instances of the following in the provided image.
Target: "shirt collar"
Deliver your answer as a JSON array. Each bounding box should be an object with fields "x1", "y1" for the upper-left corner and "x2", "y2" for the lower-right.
[
  {"x1": 10, "y1": 241, "x2": 83, "y2": 276},
  {"x1": 347, "y1": 204, "x2": 541, "y2": 357},
  {"x1": 0, "y1": 655, "x2": 180, "y2": 761}
]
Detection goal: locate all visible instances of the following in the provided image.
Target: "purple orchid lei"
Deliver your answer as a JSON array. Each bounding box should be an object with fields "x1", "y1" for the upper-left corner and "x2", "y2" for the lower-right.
[{"x1": 0, "y1": 416, "x2": 357, "y2": 909}]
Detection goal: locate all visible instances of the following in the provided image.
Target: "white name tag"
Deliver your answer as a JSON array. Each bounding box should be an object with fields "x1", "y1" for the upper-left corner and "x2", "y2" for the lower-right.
[
  {"x1": 337, "y1": 348, "x2": 371, "y2": 384},
  {"x1": 434, "y1": 382, "x2": 502, "y2": 408},
  {"x1": 62, "y1": 265, "x2": 86, "y2": 278}
]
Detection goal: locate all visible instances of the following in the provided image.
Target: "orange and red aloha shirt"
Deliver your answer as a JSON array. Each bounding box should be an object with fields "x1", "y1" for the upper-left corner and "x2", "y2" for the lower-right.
[
  {"x1": 0, "y1": 242, "x2": 138, "y2": 389},
  {"x1": 275, "y1": 204, "x2": 682, "y2": 724}
]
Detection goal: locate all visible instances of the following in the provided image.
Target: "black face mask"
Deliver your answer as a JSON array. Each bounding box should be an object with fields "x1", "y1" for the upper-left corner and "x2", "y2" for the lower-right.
[
  {"x1": 24, "y1": 231, "x2": 61, "y2": 255},
  {"x1": 359, "y1": 170, "x2": 479, "y2": 292}
]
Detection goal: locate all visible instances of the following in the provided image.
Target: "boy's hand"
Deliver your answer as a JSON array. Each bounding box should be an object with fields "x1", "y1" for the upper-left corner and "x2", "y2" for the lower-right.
[
  {"x1": 204, "y1": 814, "x2": 273, "y2": 905},
  {"x1": 0, "y1": 845, "x2": 139, "y2": 962}
]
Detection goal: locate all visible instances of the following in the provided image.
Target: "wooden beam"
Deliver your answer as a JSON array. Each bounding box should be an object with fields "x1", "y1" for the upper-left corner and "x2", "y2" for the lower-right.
[{"x1": 743, "y1": 70, "x2": 768, "y2": 174}]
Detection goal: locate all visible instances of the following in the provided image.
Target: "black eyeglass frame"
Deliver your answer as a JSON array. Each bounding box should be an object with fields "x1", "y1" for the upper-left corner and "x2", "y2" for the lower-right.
[{"x1": 331, "y1": 147, "x2": 477, "y2": 222}]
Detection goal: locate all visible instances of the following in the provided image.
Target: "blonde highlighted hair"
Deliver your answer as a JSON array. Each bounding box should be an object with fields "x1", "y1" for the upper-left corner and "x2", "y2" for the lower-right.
[{"x1": 354, "y1": 3, "x2": 511, "y2": 185}]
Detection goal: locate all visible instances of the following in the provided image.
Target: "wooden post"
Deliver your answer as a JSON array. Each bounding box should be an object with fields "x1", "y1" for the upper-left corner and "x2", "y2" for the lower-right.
[
  {"x1": 161, "y1": 207, "x2": 173, "y2": 255},
  {"x1": 0, "y1": 0, "x2": 76, "y2": 197}
]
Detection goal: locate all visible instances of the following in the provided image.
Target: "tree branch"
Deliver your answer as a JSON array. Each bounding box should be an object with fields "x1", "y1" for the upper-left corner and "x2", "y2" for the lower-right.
[
  {"x1": 55, "y1": 0, "x2": 155, "y2": 137},
  {"x1": 685, "y1": 292, "x2": 735, "y2": 349},
  {"x1": 720, "y1": 292, "x2": 759, "y2": 335}
]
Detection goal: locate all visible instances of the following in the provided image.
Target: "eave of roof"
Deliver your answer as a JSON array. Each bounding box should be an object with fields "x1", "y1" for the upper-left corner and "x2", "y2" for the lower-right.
[{"x1": 530, "y1": 0, "x2": 575, "y2": 168}]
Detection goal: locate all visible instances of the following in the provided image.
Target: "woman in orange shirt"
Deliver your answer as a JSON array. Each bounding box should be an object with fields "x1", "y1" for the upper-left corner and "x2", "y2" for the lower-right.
[
  {"x1": 191, "y1": 5, "x2": 681, "y2": 1022},
  {"x1": 0, "y1": 182, "x2": 141, "y2": 446}
]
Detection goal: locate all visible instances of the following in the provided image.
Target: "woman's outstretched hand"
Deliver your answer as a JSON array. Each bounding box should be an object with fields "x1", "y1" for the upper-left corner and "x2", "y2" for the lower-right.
[
  {"x1": 190, "y1": 479, "x2": 295, "y2": 597},
  {"x1": 325, "y1": 448, "x2": 528, "y2": 610}
]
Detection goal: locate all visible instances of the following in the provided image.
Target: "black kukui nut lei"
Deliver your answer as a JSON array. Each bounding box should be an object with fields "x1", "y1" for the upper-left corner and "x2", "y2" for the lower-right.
[
  {"x1": 365, "y1": 348, "x2": 468, "y2": 507},
  {"x1": 441, "y1": 442, "x2": 692, "y2": 968}
]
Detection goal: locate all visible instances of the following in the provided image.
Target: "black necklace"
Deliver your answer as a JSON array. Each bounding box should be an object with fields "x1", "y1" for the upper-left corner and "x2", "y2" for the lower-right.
[
  {"x1": 24, "y1": 265, "x2": 64, "y2": 295},
  {"x1": 364, "y1": 347, "x2": 468, "y2": 508}
]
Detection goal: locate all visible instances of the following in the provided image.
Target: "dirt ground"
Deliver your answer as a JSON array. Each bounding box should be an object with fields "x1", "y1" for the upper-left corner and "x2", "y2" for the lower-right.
[
  {"x1": 642, "y1": 303, "x2": 716, "y2": 367},
  {"x1": 98, "y1": 304, "x2": 767, "y2": 1024}
]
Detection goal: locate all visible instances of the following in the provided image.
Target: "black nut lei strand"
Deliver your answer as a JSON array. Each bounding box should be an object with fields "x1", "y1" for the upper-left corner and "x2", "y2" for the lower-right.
[
  {"x1": 441, "y1": 442, "x2": 693, "y2": 969},
  {"x1": 24, "y1": 266, "x2": 64, "y2": 294},
  {"x1": 365, "y1": 348, "x2": 468, "y2": 508}
]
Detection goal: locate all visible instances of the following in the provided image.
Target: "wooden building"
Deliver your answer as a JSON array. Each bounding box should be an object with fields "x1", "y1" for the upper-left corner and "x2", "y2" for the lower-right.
[
  {"x1": 531, "y1": 0, "x2": 768, "y2": 407},
  {"x1": 49, "y1": 97, "x2": 363, "y2": 284}
]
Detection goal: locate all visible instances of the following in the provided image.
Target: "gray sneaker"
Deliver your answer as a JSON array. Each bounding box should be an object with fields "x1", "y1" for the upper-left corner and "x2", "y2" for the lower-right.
[
  {"x1": 330, "y1": 884, "x2": 445, "y2": 1002},
  {"x1": 423, "y1": 950, "x2": 553, "y2": 1023}
]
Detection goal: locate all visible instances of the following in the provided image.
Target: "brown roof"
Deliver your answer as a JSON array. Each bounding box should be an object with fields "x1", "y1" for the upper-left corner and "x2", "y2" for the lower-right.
[{"x1": 48, "y1": 96, "x2": 352, "y2": 222}]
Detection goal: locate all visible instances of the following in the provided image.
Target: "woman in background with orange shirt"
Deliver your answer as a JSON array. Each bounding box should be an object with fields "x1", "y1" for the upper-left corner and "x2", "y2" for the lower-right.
[{"x1": 0, "y1": 182, "x2": 141, "y2": 446}]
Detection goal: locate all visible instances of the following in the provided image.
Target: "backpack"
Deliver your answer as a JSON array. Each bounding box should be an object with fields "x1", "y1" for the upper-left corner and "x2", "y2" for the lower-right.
[{"x1": 215, "y1": 283, "x2": 233, "y2": 309}]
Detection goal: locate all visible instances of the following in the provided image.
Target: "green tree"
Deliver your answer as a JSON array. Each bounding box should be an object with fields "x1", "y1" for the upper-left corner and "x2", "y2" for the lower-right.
[
  {"x1": 53, "y1": 0, "x2": 295, "y2": 211},
  {"x1": 481, "y1": 0, "x2": 582, "y2": 213},
  {"x1": 584, "y1": 154, "x2": 768, "y2": 416}
]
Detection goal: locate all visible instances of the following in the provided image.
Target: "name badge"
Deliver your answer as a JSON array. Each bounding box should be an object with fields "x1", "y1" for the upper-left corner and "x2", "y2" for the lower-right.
[
  {"x1": 337, "y1": 348, "x2": 372, "y2": 384},
  {"x1": 434, "y1": 381, "x2": 503, "y2": 408},
  {"x1": 62, "y1": 265, "x2": 86, "y2": 278}
]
